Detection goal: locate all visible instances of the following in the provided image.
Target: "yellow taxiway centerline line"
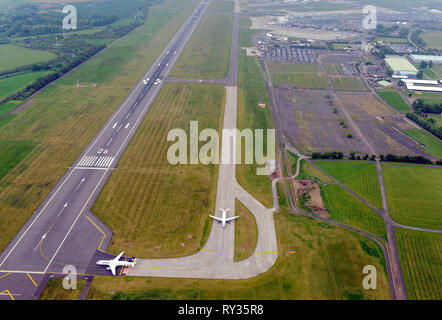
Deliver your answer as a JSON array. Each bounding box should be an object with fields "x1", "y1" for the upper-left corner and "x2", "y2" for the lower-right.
[{"x1": 27, "y1": 273, "x2": 38, "y2": 287}]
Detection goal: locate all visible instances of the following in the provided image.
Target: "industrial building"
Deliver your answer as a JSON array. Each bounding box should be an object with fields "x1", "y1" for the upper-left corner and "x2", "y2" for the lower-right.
[
  {"x1": 410, "y1": 54, "x2": 442, "y2": 64},
  {"x1": 384, "y1": 55, "x2": 419, "y2": 78},
  {"x1": 402, "y1": 79, "x2": 442, "y2": 92}
]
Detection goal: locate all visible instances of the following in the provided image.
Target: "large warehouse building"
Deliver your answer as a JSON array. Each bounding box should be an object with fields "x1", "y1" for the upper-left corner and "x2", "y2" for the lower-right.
[
  {"x1": 384, "y1": 55, "x2": 418, "y2": 78},
  {"x1": 410, "y1": 54, "x2": 442, "y2": 65}
]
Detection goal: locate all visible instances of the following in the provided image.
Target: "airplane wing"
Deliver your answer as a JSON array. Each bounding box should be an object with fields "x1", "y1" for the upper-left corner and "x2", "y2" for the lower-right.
[
  {"x1": 109, "y1": 263, "x2": 117, "y2": 276},
  {"x1": 112, "y1": 251, "x2": 124, "y2": 262},
  {"x1": 209, "y1": 215, "x2": 223, "y2": 221},
  {"x1": 225, "y1": 216, "x2": 239, "y2": 221}
]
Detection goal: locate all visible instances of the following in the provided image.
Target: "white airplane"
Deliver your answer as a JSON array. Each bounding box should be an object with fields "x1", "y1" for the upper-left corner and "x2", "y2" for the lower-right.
[
  {"x1": 96, "y1": 252, "x2": 136, "y2": 276},
  {"x1": 209, "y1": 208, "x2": 239, "y2": 228}
]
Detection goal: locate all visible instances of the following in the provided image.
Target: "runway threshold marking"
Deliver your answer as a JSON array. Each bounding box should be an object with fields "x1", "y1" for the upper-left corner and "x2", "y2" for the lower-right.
[
  {"x1": 85, "y1": 216, "x2": 106, "y2": 252},
  {"x1": 0, "y1": 290, "x2": 14, "y2": 300},
  {"x1": 27, "y1": 273, "x2": 38, "y2": 287}
]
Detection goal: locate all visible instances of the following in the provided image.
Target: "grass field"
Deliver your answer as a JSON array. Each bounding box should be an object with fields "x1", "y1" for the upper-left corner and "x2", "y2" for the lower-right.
[
  {"x1": 375, "y1": 37, "x2": 408, "y2": 43},
  {"x1": 0, "y1": 100, "x2": 21, "y2": 118},
  {"x1": 0, "y1": 44, "x2": 57, "y2": 73},
  {"x1": 92, "y1": 83, "x2": 225, "y2": 258},
  {"x1": 0, "y1": 140, "x2": 37, "y2": 182},
  {"x1": 0, "y1": 0, "x2": 201, "y2": 254},
  {"x1": 39, "y1": 279, "x2": 86, "y2": 300},
  {"x1": 314, "y1": 161, "x2": 383, "y2": 209},
  {"x1": 236, "y1": 51, "x2": 273, "y2": 208},
  {"x1": 323, "y1": 63, "x2": 343, "y2": 75},
  {"x1": 321, "y1": 184, "x2": 386, "y2": 237},
  {"x1": 382, "y1": 164, "x2": 442, "y2": 229},
  {"x1": 269, "y1": 63, "x2": 320, "y2": 73},
  {"x1": 330, "y1": 76, "x2": 364, "y2": 91},
  {"x1": 86, "y1": 212, "x2": 391, "y2": 300},
  {"x1": 421, "y1": 30, "x2": 442, "y2": 50},
  {"x1": 297, "y1": 160, "x2": 333, "y2": 183},
  {"x1": 403, "y1": 129, "x2": 442, "y2": 159},
  {"x1": 395, "y1": 228, "x2": 441, "y2": 300},
  {"x1": 170, "y1": 0, "x2": 233, "y2": 79},
  {"x1": 234, "y1": 200, "x2": 258, "y2": 262},
  {"x1": 0, "y1": 71, "x2": 52, "y2": 100},
  {"x1": 239, "y1": 28, "x2": 257, "y2": 47},
  {"x1": 377, "y1": 90, "x2": 410, "y2": 113},
  {"x1": 287, "y1": 73, "x2": 329, "y2": 89}
]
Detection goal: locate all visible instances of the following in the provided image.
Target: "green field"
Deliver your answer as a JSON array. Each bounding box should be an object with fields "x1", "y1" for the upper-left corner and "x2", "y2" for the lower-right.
[
  {"x1": 170, "y1": 0, "x2": 233, "y2": 79},
  {"x1": 321, "y1": 184, "x2": 386, "y2": 237},
  {"x1": 314, "y1": 161, "x2": 383, "y2": 209},
  {"x1": 0, "y1": 140, "x2": 37, "y2": 181},
  {"x1": 234, "y1": 200, "x2": 258, "y2": 261},
  {"x1": 287, "y1": 73, "x2": 329, "y2": 89},
  {"x1": 403, "y1": 129, "x2": 442, "y2": 159},
  {"x1": 269, "y1": 63, "x2": 320, "y2": 73},
  {"x1": 39, "y1": 279, "x2": 86, "y2": 300},
  {"x1": 236, "y1": 51, "x2": 273, "y2": 208},
  {"x1": 0, "y1": 100, "x2": 21, "y2": 118},
  {"x1": 92, "y1": 83, "x2": 224, "y2": 258},
  {"x1": 296, "y1": 160, "x2": 333, "y2": 183},
  {"x1": 395, "y1": 228, "x2": 441, "y2": 300},
  {"x1": 0, "y1": 0, "x2": 201, "y2": 254},
  {"x1": 86, "y1": 212, "x2": 391, "y2": 300},
  {"x1": 375, "y1": 37, "x2": 408, "y2": 44},
  {"x1": 330, "y1": 76, "x2": 364, "y2": 91},
  {"x1": 382, "y1": 164, "x2": 442, "y2": 229},
  {"x1": 0, "y1": 44, "x2": 57, "y2": 73},
  {"x1": 239, "y1": 28, "x2": 257, "y2": 47},
  {"x1": 377, "y1": 90, "x2": 410, "y2": 113},
  {"x1": 421, "y1": 30, "x2": 442, "y2": 50},
  {"x1": 323, "y1": 63, "x2": 343, "y2": 75},
  {"x1": 0, "y1": 71, "x2": 52, "y2": 100}
]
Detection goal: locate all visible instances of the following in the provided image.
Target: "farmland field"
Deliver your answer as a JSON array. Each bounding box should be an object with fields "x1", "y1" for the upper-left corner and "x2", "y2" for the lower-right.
[
  {"x1": 92, "y1": 83, "x2": 225, "y2": 258},
  {"x1": 323, "y1": 63, "x2": 343, "y2": 75},
  {"x1": 377, "y1": 90, "x2": 410, "y2": 113},
  {"x1": 269, "y1": 63, "x2": 320, "y2": 73},
  {"x1": 0, "y1": 0, "x2": 201, "y2": 254},
  {"x1": 287, "y1": 73, "x2": 329, "y2": 89},
  {"x1": 0, "y1": 71, "x2": 52, "y2": 100},
  {"x1": 297, "y1": 160, "x2": 333, "y2": 183},
  {"x1": 314, "y1": 161, "x2": 383, "y2": 209},
  {"x1": 421, "y1": 30, "x2": 442, "y2": 50},
  {"x1": 382, "y1": 164, "x2": 442, "y2": 229},
  {"x1": 170, "y1": 0, "x2": 234, "y2": 79},
  {"x1": 86, "y1": 212, "x2": 391, "y2": 300},
  {"x1": 0, "y1": 44, "x2": 57, "y2": 73},
  {"x1": 403, "y1": 129, "x2": 442, "y2": 159},
  {"x1": 330, "y1": 76, "x2": 364, "y2": 91},
  {"x1": 395, "y1": 228, "x2": 441, "y2": 300},
  {"x1": 234, "y1": 200, "x2": 258, "y2": 262},
  {"x1": 321, "y1": 184, "x2": 385, "y2": 237}
]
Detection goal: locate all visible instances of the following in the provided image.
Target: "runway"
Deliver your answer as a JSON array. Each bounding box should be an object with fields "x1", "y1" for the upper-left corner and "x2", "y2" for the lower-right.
[{"x1": 0, "y1": 0, "x2": 211, "y2": 299}]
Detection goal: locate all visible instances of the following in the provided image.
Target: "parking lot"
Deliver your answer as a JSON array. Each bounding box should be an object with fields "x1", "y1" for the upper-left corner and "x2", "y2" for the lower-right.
[{"x1": 260, "y1": 45, "x2": 317, "y2": 63}]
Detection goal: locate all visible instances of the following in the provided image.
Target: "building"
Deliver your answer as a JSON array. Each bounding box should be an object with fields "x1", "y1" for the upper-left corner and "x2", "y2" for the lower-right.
[
  {"x1": 384, "y1": 55, "x2": 419, "y2": 78},
  {"x1": 410, "y1": 54, "x2": 442, "y2": 65},
  {"x1": 402, "y1": 79, "x2": 442, "y2": 92}
]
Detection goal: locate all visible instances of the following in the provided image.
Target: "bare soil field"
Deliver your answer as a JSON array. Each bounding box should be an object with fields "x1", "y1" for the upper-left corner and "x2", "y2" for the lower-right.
[
  {"x1": 336, "y1": 92, "x2": 433, "y2": 157},
  {"x1": 275, "y1": 88, "x2": 371, "y2": 154}
]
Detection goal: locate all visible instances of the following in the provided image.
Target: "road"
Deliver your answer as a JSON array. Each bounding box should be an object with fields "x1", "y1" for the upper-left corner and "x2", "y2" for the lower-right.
[{"x1": 0, "y1": 0, "x2": 211, "y2": 299}]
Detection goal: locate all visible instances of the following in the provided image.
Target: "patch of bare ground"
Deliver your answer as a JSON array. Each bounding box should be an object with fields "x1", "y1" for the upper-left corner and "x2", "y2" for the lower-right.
[{"x1": 293, "y1": 178, "x2": 329, "y2": 218}]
